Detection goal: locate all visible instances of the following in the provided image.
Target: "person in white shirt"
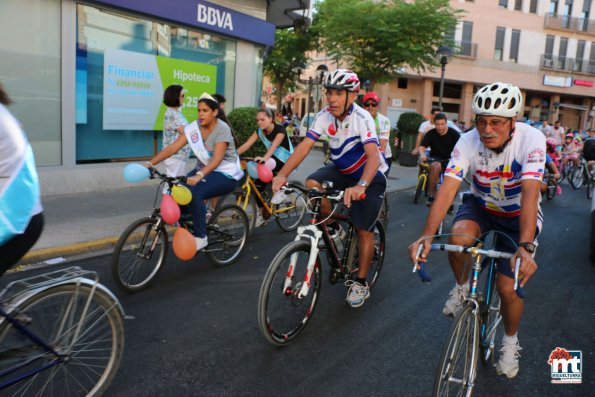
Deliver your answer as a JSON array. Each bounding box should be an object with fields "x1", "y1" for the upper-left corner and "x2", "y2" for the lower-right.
[
  {"x1": 362, "y1": 91, "x2": 392, "y2": 175},
  {"x1": 545, "y1": 120, "x2": 565, "y2": 146}
]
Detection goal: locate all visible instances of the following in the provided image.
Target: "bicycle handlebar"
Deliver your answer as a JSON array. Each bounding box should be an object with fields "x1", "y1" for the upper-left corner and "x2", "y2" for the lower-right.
[
  {"x1": 281, "y1": 182, "x2": 365, "y2": 201},
  {"x1": 148, "y1": 167, "x2": 188, "y2": 185}
]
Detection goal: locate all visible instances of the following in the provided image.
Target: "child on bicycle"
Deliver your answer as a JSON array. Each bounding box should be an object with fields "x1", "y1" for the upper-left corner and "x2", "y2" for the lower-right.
[
  {"x1": 561, "y1": 133, "x2": 580, "y2": 168},
  {"x1": 237, "y1": 108, "x2": 294, "y2": 226},
  {"x1": 146, "y1": 93, "x2": 243, "y2": 253},
  {"x1": 0, "y1": 82, "x2": 44, "y2": 276}
]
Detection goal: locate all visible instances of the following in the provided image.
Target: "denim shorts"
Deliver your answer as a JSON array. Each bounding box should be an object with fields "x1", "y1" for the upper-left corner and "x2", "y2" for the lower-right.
[
  {"x1": 453, "y1": 194, "x2": 539, "y2": 278},
  {"x1": 307, "y1": 165, "x2": 386, "y2": 232}
]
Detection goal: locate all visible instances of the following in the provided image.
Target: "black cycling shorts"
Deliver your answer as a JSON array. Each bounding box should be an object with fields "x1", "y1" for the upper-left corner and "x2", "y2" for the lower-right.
[
  {"x1": 0, "y1": 212, "x2": 44, "y2": 277},
  {"x1": 307, "y1": 166, "x2": 386, "y2": 232}
]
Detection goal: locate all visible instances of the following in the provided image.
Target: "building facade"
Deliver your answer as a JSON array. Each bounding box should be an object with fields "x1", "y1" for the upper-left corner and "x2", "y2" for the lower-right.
[
  {"x1": 1, "y1": 0, "x2": 309, "y2": 195},
  {"x1": 286, "y1": 0, "x2": 594, "y2": 133}
]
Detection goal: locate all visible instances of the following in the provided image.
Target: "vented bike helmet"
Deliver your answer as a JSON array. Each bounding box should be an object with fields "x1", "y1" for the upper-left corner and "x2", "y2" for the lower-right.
[
  {"x1": 324, "y1": 69, "x2": 360, "y2": 93},
  {"x1": 472, "y1": 82, "x2": 523, "y2": 117}
]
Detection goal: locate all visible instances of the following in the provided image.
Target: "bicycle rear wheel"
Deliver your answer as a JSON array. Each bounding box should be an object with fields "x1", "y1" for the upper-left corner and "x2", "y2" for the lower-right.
[
  {"x1": 344, "y1": 220, "x2": 385, "y2": 288},
  {"x1": 204, "y1": 204, "x2": 249, "y2": 267},
  {"x1": 111, "y1": 217, "x2": 168, "y2": 292},
  {"x1": 257, "y1": 240, "x2": 322, "y2": 346},
  {"x1": 0, "y1": 284, "x2": 124, "y2": 396},
  {"x1": 433, "y1": 304, "x2": 479, "y2": 397},
  {"x1": 570, "y1": 163, "x2": 585, "y2": 189},
  {"x1": 219, "y1": 190, "x2": 258, "y2": 235},
  {"x1": 545, "y1": 178, "x2": 556, "y2": 200},
  {"x1": 413, "y1": 175, "x2": 426, "y2": 204},
  {"x1": 274, "y1": 181, "x2": 307, "y2": 232}
]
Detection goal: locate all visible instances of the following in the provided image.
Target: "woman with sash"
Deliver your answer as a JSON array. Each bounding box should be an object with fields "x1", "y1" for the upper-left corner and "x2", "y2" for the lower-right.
[
  {"x1": 147, "y1": 93, "x2": 243, "y2": 252},
  {"x1": 0, "y1": 83, "x2": 44, "y2": 276},
  {"x1": 237, "y1": 108, "x2": 294, "y2": 226}
]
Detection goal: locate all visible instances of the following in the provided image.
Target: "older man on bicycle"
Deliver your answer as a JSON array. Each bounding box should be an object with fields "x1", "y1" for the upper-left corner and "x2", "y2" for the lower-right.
[
  {"x1": 273, "y1": 69, "x2": 387, "y2": 308},
  {"x1": 409, "y1": 82, "x2": 545, "y2": 379}
]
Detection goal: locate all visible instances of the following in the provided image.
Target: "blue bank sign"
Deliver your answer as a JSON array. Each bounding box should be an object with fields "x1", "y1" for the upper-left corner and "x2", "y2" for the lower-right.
[{"x1": 91, "y1": 0, "x2": 275, "y2": 46}]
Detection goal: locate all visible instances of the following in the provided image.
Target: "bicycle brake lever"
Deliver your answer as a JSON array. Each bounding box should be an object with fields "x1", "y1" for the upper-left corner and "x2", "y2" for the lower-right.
[
  {"x1": 412, "y1": 244, "x2": 424, "y2": 273},
  {"x1": 513, "y1": 257, "x2": 525, "y2": 298}
]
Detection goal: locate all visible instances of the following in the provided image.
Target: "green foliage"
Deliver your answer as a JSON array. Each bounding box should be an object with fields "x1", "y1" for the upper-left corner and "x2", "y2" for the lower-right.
[
  {"x1": 396, "y1": 112, "x2": 425, "y2": 135},
  {"x1": 227, "y1": 107, "x2": 265, "y2": 157},
  {"x1": 312, "y1": 0, "x2": 461, "y2": 84}
]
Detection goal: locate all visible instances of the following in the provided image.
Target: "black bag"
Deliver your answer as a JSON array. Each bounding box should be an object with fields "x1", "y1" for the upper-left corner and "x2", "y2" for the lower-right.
[{"x1": 583, "y1": 138, "x2": 595, "y2": 161}]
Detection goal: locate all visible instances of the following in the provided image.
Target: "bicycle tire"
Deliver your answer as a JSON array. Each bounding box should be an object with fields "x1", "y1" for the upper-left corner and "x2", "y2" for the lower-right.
[
  {"x1": 587, "y1": 175, "x2": 594, "y2": 199},
  {"x1": 570, "y1": 164, "x2": 585, "y2": 189},
  {"x1": 111, "y1": 217, "x2": 168, "y2": 293},
  {"x1": 343, "y1": 220, "x2": 385, "y2": 288},
  {"x1": 433, "y1": 304, "x2": 479, "y2": 397},
  {"x1": 414, "y1": 175, "x2": 426, "y2": 204},
  {"x1": 378, "y1": 195, "x2": 389, "y2": 231},
  {"x1": 545, "y1": 178, "x2": 556, "y2": 200},
  {"x1": 274, "y1": 180, "x2": 307, "y2": 232},
  {"x1": 0, "y1": 284, "x2": 124, "y2": 396},
  {"x1": 257, "y1": 240, "x2": 322, "y2": 346},
  {"x1": 219, "y1": 189, "x2": 258, "y2": 235},
  {"x1": 204, "y1": 203, "x2": 249, "y2": 267}
]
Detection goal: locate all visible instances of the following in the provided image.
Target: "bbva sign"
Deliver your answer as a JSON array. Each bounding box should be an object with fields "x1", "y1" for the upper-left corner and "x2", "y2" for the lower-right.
[{"x1": 197, "y1": 3, "x2": 234, "y2": 31}]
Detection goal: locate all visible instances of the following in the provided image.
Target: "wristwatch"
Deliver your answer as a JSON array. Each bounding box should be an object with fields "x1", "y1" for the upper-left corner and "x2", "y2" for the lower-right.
[
  {"x1": 518, "y1": 242, "x2": 536, "y2": 254},
  {"x1": 357, "y1": 179, "x2": 368, "y2": 188}
]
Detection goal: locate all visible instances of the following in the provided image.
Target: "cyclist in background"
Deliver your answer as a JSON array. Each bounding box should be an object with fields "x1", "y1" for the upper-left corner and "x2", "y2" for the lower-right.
[
  {"x1": 237, "y1": 108, "x2": 294, "y2": 226},
  {"x1": 561, "y1": 133, "x2": 580, "y2": 169},
  {"x1": 272, "y1": 69, "x2": 387, "y2": 308},
  {"x1": 417, "y1": 113, "x2": 460, "y2": 206},
  {"x1": 409, "y1": 82, "x2": 545, "y2": 379},
  {"x1": 0, "y1": 83, "x2": 44, "y2": 276},
  {"x1": 362, "y1": 92, "x2": 392, "y2": 175},
  {"x1": 413, "y1": 107, "x2": 461, "y2": 155}
]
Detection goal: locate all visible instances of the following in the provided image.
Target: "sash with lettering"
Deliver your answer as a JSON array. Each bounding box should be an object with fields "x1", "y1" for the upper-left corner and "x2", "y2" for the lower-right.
[
  {"x1": 184, "y1": 121, "x2": 243, "y2": 180},
  {"x1": 0, "y1": 144, "x2": 40, "y2": 245},
  {"x1": 257, "y1": 128, "x2": 294, "y2": 163}
]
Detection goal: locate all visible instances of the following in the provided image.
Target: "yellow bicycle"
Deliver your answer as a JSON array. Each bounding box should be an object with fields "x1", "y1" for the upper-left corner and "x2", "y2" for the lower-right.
[
  {"x1": 219, "y1": 159, "x2": 307, "y2": 234},
  {"x1": 413, "y1": 161, "x2": 431, "y2": 204}
]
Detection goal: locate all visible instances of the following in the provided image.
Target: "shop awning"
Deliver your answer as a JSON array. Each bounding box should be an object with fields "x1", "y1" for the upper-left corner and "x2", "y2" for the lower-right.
[{"x1": 559, "y1": 103, "x2": 589, "y2": 111}]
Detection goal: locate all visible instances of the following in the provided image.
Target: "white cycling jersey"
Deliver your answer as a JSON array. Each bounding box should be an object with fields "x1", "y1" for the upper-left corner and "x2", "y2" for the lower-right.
[
  {"x1": 307, "y1": 103, "x2": 388, "y2": 180},
  {"x1": 444, "y1": 122, "x2": 545, "y2": 226},
  {"x1": 374, "y1": 112, "x2": 392, "y2": 158}
]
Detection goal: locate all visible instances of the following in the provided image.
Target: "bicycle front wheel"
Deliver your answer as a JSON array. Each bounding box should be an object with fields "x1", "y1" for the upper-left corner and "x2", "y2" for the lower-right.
[
  {"x1": 0, "y1": 284, "x2": 125, "y2": 397},
  {"x1": 205, "y1": 204, "x2": 249, "y2": 267},
  {"x1": 257, "y1": 240, "x2": 322, "y2": 346},
  {"x1": 570, "y1": 164, "x2": 585, "y2": 189},
  {"x1": 274, "y1": 181, "x2": 307, "y2": 231},
  {"x1": 111, "y1": 217, "x2": 168, "y2": 292},
  {"x1": 545, "y1": 178, "x2": 556, "y2": 200},
  {"x1": 413, "y1": 175, "x2": 425, "y2": 204},
  {"x1": 433, "y1": 304, "x2": 479, "y2": 397}
]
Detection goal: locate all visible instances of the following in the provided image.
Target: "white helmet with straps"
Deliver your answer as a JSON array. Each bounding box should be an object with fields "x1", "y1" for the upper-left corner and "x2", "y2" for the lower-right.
[
  {"x1": 324, "y1": 69, "x2": 360, "y2": 93},
  {"x1": 472, "y1": 82, "x2": 522, "y2": 117}
]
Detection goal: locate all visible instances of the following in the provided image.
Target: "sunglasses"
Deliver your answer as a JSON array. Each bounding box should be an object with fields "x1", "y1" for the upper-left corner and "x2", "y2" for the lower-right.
[{"x1": 364, "y1": 102, "x2": 378, "y2": 108}]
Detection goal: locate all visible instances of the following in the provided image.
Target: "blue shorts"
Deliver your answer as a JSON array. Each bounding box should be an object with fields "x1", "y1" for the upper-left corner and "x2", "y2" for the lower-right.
[
  {"x1": 307, "y1": 165, "x2": 386, "y2": 232},
  {"x1": 453, "y1": 194, "x2": 539, "y2": 278}
]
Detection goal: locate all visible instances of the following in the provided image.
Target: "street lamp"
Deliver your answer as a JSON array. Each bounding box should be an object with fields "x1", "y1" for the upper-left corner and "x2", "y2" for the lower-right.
[
  {"x1": 436, "y1": 45, "x2": 453, "y2": 111},
  {"x1": 314, "y1": 64, "x2": 328, "y2": 114},
  {"x1": 294, "y1": 62, "x2": 328, "y2": 130}
]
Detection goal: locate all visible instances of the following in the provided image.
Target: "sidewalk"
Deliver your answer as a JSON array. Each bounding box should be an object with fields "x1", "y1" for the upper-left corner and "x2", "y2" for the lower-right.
[{"x1": 20, "y1": 149, "x2": 419, "y2": 266}]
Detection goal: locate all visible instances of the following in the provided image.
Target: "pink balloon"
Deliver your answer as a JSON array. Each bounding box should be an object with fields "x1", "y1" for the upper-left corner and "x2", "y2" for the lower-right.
[
  {"x1": 161, "y1": 194, "x2": 181, "y2": 225},
  {"x1": 172, "y1": 227, "x2": 195, "y2": 261},
  {"x1": 265, "y1": 157, "x2": 276, "y2": 170},
  {"x1": 257, "y1": 163, "x2": 273, "y2": 183}
]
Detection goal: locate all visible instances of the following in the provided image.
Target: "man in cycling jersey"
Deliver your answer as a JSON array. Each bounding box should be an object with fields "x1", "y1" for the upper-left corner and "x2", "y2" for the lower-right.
[
  {"x1": 417, "y1": 113, "x2": 460, "y2": 206},
  {"x1": 273, "y1": 69, "x2": 387, "y2": 308},
  {"x1": 409, "y1": 82, "x2": 545, "y2": 379},
  {"x1": 362, "y1": 92, "x2": 392, "y2": 175}
]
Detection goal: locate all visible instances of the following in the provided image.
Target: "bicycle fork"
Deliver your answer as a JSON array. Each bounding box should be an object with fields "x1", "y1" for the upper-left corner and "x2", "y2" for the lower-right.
[{"x1": 283, "y1": 225, "x2": 322, "y2": 299}]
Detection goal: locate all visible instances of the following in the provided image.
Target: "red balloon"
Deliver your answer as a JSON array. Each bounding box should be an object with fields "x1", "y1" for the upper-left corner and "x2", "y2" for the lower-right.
[
  {"x1": 161, "y1": 194, "x2": 181, "y2": 225},
  {"x1": 172, "y1": 227, "x2": 196, "y2": 261},
  {"x1": 257, "y1": 163, "x2": 273, "y2": 183}
]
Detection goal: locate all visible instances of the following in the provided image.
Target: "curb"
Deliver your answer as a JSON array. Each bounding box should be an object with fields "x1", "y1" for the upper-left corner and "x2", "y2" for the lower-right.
[{"x1": 18, "y1": 183, "x2": 416, "y2": 267}]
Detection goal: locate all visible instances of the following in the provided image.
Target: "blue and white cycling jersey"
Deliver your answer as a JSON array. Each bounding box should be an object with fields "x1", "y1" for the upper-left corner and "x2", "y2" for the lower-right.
[{"x1": 306, "y1": 103, "x2": 388, "y2": 180}]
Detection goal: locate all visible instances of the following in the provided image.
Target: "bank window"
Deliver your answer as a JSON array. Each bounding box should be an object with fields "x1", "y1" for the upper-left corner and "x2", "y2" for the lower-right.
[
  {"x1": 494, "y1": 27, "x2": 506, "y2": 61},
  {"x1": 75, "y1": 4, "x2": 236, "y2": 163},
  {"x1": 0, "y1": 0, "x2": 61, "y2": 166}
]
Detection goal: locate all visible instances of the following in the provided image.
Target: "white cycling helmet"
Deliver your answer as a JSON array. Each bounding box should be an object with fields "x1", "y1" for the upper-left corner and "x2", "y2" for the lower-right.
[
  {"x1": 472, "y1": 82, "x2": 522, "y2": 117},
  {"x1": 324, "y1": 69, "x2": 360, "y2": 93}
]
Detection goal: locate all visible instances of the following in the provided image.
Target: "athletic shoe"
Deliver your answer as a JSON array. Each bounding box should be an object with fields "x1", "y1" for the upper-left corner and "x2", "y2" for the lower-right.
[
  {"x1": 344, "y1": 280, "x2": 370, "y2": 308},
  {"x1": 195, "y1": 236, "x2": 208, "y2": 252},
  {"x1": 255, "y1": 213, "x2": 265, "y2": 227},
  {"x1": 496, "y1": 337, "x2": 522, "y2": 378},
  {"x1": 442, "y1": 282, "x2": 469, "y2": 316},
  {"x1": 271, "y1": 190, "x2": 287, "y2": 205}
]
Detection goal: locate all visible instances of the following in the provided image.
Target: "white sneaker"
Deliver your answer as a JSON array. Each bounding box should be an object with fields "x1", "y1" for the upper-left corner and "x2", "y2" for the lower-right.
[
  {"x1": 344, "y1": 280, "x2": 370, "y2": 308},
  {"x1": 496, "y1": 336, "x2": 522, "y2": 378},
  {"x1": 255, "y1": 213, "x2": 265, "y2": 227},
  {"x1": 195, "y1": 236, "x2": 208, "y2": 252},
  {"x1": 271, "y1": 191, "x2": 287, "y2": 205},
  {"x1": 442, "y1": 282, "x2": 469, "y2": 316}
]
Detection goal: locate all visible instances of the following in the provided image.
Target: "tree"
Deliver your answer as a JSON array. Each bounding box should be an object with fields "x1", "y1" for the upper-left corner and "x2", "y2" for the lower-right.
[
  {"x1": 312, "y1": 0, "x2": 461, "y2": 86},
  {"x1": 263, "y1": 28, "x2": 316, "y2": 112}
]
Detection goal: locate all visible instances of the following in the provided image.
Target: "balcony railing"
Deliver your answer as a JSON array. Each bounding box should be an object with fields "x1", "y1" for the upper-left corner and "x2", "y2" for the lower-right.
[
  {"x1": 541, "y1": 54, "x2": 595, "y2": 75},
  {"x1": 544, "y1": 13, "x2": 595, "y2": 35},
  {"x1": 453, "y1": 40, "x2": 478, "y2": 59}
]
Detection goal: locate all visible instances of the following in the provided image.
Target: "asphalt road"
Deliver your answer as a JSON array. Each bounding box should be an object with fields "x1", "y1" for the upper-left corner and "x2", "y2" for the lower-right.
[{"x1": 4, "y1": 184, "x2": 594, "y2": 396}]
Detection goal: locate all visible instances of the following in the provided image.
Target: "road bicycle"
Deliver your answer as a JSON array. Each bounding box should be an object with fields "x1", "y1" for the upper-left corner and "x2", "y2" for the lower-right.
[
  {"x1": 0, "y1": 266, "x2": 125, "y2": 396},
  {"x1": 219, "y1": 159, "x2": 307, "y2": 234},
  {"x1": 413, "y1": 231, "x2": 522, "y2": 397},
  {"x1": 111, "y1": 168, "x2": 249, "y2": 293},
  {"x1": 257, "y1": 182, "x2": 385, "y2": 346}
]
